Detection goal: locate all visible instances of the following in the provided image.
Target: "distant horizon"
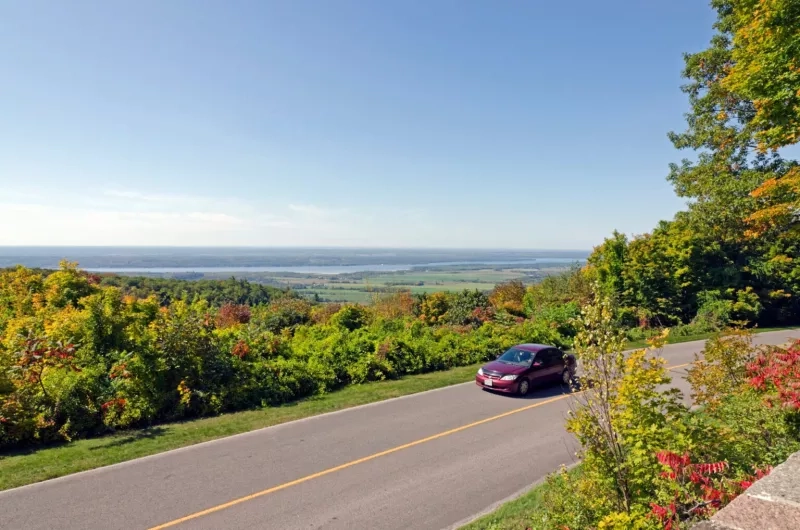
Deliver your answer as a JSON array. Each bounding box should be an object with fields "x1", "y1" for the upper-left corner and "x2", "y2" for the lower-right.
[
  {"x1": 0, "y1": 247, "x2": 590, "y2": 270},
  {"x1": 0, "y1": 245, "x2": 592, "y2": 252}
]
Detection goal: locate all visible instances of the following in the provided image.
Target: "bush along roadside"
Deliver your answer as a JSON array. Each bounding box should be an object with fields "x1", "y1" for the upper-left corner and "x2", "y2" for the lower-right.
[
  {"x1": 478, "y1": 290, "x2": 800, "y2": 530},
  {"x1": 0, "y1": 264, "x2": 580, "y2": 452}
]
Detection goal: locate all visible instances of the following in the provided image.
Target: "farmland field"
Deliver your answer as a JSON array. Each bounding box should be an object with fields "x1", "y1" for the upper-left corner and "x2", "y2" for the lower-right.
[
  {"x1": 85, "y1": 264, "x2": 578, "y2": 302},
  {"x1": 272, "y1": 266, "x2": 572, "y2": 302},
  {"x1": 25, "y1": 249, "x2": 584, "y2": 303}
]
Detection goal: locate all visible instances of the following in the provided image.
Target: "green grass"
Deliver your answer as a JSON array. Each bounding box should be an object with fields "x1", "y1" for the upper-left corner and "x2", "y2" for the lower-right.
[
  {"x1": 294, "y1": 268, "x2": 542, "y2": 302},
  {"x1": 0, "y1": 363, "x2": 483, "y2": 491},
  {"x1": 297, "y1": 288, "x2": 374, "y2": 302},
  {"x1": 366, "y1": 270, "x2": 526, "y2": 284},
  {"x1": 405, "y1": 283, "x2": 499, "y2": 293},
  {"x1": 298, "y1": 282, "x2": 502, "y2": 303},
  {"x1": 460, "y1": 465, "x2": 581, "y2": 529}
]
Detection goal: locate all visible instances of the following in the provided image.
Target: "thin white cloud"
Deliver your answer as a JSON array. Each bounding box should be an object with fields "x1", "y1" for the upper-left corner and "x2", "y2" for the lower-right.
[
  {"x1": 287, "y1": 203, "x2": 354, "y2": 219},
  {"x1": 1, "y1": 188, "x2": 595, "y2": 248},
  {"x1": 104, "y1": 190, "x2": 170, "y2": 202},
  {"x1": 288, "y1": 203, "x2": 326, "y2": 215},
  {"x1": 0, "y1": 190, "x2": 383, "y2": 246}
]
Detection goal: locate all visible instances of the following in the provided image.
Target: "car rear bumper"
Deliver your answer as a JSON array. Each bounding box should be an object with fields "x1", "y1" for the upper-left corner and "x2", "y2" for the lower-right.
[{"x1": 475, "y1": 375, "x2": 517, "y2": 393}]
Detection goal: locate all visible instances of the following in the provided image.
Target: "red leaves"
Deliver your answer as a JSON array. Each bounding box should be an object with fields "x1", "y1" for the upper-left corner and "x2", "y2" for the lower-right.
[
  {"x1": 109, "y1": 362, "x2": 130, "y2": 380},
  {"x1": 754, "y1": 466, "x2": 772, "y2": 480},
  {"x1": 657, "y1": 451, "x2": 728, "y2": 502},
  {"x1": 231, "y1": 340, "x2": 250, "y2": 359},
  {"x1": 652, "y1": 451, "x2": 776, "y2": 528},
  {"x1": 657, "y1": 451, "x2": 726, "y2": 478},
  {"x1": 16, "y1": 338, "x2": 77, "y2": 369},
  {"x1": 471, "y1": 306, "x2": 495, "y2": 323},
  {"x1": 695, "y1": 461, "x2": 728, "y2": 475},
  {"x1": 747, "y1": 340, "x2": 800, "y2": 410},
  {"x1": 101, "y1": 398, "x2": 126, "y2": 414},
  {"x1": 738, "y1": 466, "x2": 772, "y2": 492},
  {"x1": 650, "y1": 502, "x2": 670, "y2": 519},
  {"x1": 650, "y1": 502, "x2": 677, "y2": 530},
  {"x1": 657, "y1": 450, "x2": 691, "y2": 471},
  {"x1": 13, "y1": 336, "x2": 80, "y2": 388},
  {"x1": 216, "y1": 303, "x2": 252, "y2": 329},
  {"x1": 653, "y1": 451, "x2": 735, "y2": 527}
]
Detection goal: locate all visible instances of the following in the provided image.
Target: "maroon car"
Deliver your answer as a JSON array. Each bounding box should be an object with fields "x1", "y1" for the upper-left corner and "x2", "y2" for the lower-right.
[{"x1": 476, "y1": 343, "x2": 576, "y2": 396}]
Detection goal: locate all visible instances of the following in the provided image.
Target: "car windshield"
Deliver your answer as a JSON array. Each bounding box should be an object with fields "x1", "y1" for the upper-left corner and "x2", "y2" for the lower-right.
[{"x1": 497, "y1": 347, "x2": 534, "y2": 366}]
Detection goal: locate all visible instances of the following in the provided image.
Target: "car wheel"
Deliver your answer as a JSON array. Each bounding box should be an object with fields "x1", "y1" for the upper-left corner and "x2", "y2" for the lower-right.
[
  {"x1": 517, "y1": 378, "x2": 530, "y2": 396},
  {"x1": 561, "y1": 368, "x2": 572, "y2": 386}
]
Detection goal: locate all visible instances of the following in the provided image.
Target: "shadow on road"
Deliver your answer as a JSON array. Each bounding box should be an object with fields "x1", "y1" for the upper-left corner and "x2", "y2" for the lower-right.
[
  {"x1": 482, "y1": 380, "x2": 578, "y2": 400},
  {"x1": 89, "y1": 427, "x2": 167, "y2": 451}
]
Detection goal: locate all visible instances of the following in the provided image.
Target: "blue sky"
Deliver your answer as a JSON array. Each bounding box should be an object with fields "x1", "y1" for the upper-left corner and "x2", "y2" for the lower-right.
[{"x1": 0, "y1": 1, "x2": 717, "y2": 249}]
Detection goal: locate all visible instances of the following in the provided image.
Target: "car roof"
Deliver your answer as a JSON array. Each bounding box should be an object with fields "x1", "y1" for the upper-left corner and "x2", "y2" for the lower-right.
[{"x1": 515, "y1": 343, "x2": 555, "y2": 352}]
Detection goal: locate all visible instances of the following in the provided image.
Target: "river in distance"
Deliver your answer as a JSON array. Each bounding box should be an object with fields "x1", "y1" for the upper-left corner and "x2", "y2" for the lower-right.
[{"x1": 86, "y1": 258, "x2": 585, "y2": 275}]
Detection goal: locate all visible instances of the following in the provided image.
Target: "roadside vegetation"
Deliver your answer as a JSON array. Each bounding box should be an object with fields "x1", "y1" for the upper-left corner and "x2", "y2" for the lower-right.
[
  {"x1": 0, "y1": 362, "x2": 482, "y2": 491},
  {"x1": 464, "y1": 0, "x2": 800, "y2": 527},
  {"x1": 465, "y1": 294, "x2": 800, "y2": 530}
]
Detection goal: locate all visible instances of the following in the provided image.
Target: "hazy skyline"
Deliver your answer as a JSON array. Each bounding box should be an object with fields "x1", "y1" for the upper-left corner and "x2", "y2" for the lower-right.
[{"x1": 1, "y1": 1, "x2": 716, "y2": 248}]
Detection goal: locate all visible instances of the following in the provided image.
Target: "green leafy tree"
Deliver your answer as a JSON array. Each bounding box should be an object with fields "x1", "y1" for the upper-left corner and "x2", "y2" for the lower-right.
[
  {"x1": 330, "y1": 304, "x2": 371, "y2": 332},
  {"x1": 666, "y1": 0, "x2": 800, "y2": 324},
  {"x1": 723, "y1": 0, "x2": 800, "y2": 151},
  {"x1": 567, "y1": 288, "x2": 686, "y2": 516},
  {"x1": 444, "y1": 289, "x2": 489, "y2": 325},
  {"x1": 416, "y1": 292, "x2": 450, "y2": 325},
  {"x1": 488, "y1": 280, "x2": 526, "y2": 316}
]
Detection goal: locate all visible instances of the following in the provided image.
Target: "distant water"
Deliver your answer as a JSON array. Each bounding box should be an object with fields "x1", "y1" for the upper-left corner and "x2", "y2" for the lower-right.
[{"x1": 86, "y1": 258, "x2": 584, "y2": 275}]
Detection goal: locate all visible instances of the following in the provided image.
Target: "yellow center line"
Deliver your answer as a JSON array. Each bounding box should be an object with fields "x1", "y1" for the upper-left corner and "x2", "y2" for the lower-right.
[
  {"x1": 667, "y1": 362, "x2": 692, "y2": 371},
  {"x1": 149, "y1": 361, "x2": 692, "y2": 529}
]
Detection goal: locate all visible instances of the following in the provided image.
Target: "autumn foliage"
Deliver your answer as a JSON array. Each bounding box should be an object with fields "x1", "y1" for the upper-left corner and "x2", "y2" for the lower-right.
[
  {"x1": 650, "y1": 451, "x2": 771, "y2": 529},
  {"x1": 531, "y1": 289, "x2": 800, "y2": 530},
  {"x1": 0, "y1": 263, "x2": 575, "y2": 450},
  {"x1": 216, "y1": 303, "x2": 251, "y2": 328},
  {"x1": 747, "y1": 340, "x2": 800, "y2": 410}
]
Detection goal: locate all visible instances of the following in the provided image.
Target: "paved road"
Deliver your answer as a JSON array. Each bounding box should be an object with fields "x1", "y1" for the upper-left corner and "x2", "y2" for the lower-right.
[{"x1": 2, "y1": 330, "x2": 798, "y2": 530}]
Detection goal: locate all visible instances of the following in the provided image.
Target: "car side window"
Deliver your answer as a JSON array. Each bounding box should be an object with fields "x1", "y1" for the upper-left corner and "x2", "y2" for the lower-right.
[
  {"x1": 550, "y1": 349, "x2": 563, "y2": 366},
  {"x1": 543, "y1": 349, "x2": 561, "y2": 366},
  {"x1": 518, "y1": 350, "x2": 533, "y2": 364},
  {"x1": 537, "y1": 350, "x2": 552, "y2": 366}
]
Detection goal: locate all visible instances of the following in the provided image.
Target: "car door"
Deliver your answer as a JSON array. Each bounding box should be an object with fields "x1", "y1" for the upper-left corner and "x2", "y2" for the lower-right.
[
  {"x1": 540, "y1": 348, "x2": 563, "y2": 382},
  {"x1": 526, "y1": 351, "x2": 548, "y2": 383}
]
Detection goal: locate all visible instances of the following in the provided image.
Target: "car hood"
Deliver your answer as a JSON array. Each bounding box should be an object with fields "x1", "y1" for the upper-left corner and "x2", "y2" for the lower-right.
[{"x1": 482, "y1": 360, "x2": 528, "y2": 375}]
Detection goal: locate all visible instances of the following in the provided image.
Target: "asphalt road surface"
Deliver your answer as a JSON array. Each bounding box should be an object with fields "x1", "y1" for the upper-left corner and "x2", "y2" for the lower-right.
[{"x1": 2, "y1": 330, "x2": 798, "y2": 530}]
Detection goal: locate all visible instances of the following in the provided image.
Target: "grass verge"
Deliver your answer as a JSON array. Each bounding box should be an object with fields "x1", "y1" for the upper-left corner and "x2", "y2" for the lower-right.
[
  {"x1": 460, "y1": 465, "x2": 582, "y2": 529},
  {"x1": 0, "y1": 363, "x2": 482, "y2": 491}
]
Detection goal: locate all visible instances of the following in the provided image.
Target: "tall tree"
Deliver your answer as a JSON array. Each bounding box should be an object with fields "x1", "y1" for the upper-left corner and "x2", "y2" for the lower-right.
[
  {"x1": 665, "y1": 0, "x2": 800, "y2": 323},
  {"x1": 723, "y1": 0, "x2": 800, "y2": 151}
]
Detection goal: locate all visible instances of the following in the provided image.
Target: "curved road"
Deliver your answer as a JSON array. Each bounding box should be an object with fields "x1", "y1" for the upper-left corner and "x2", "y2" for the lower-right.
[{"x1": 1, "y1": 330, "x2": 798, "y2": 530}]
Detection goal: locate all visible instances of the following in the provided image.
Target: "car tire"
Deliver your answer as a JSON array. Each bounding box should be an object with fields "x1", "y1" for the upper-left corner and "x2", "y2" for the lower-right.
[
  {"x1": 561, "y1": 368, "x2": 572, "y2": 386},
  {"x1": 517, "y1": 378, "x2": 530, "y2": 396}
]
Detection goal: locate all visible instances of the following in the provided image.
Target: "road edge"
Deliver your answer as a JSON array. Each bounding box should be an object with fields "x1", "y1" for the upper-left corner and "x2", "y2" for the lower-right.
[{"x1": 443, "y1": 462, "x2": 582, "y2": 530}]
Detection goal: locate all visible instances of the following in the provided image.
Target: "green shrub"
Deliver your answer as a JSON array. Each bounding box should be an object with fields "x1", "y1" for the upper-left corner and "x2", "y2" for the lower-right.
[{"x1": 0, "y1": 264, "x2": 578, "y2": 450}]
